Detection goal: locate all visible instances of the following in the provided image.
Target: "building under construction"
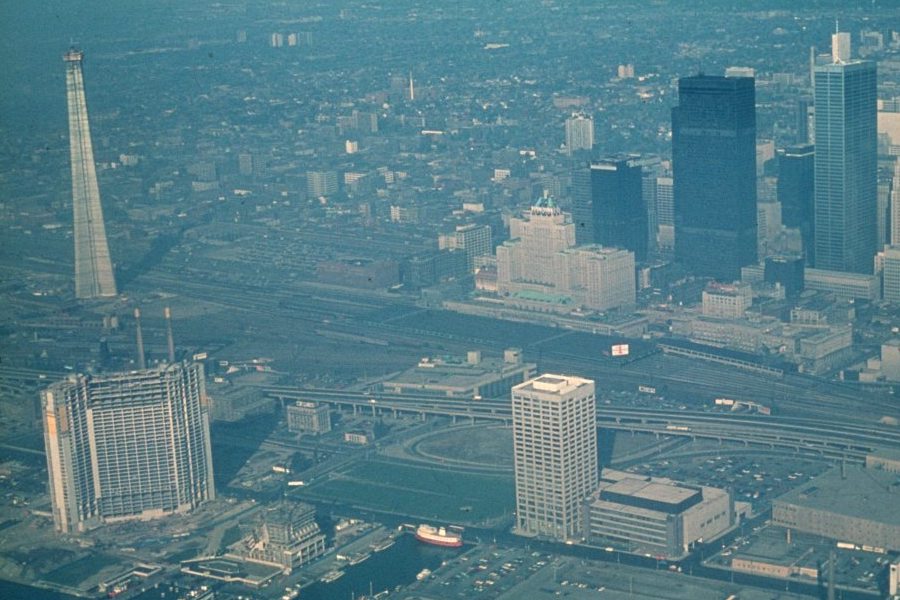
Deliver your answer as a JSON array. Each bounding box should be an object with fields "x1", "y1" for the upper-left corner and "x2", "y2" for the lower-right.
[{"x1": 41, "y1": 361, "x2": 215, "y2": 533}]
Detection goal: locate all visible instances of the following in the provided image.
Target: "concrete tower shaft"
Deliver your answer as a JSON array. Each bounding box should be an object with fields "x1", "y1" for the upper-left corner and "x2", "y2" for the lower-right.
[{"x1": 65, "y1": 50, "x2": 117, "y2": 299}]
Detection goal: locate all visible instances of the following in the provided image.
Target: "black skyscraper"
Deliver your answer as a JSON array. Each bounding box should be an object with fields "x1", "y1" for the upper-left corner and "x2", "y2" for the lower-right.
[
  {"x1": 572, "y1": 158, "x2": 647, "y2": 262},
  {"x1": 672, "y1": 75, "x2": 757, "y2": 280},
  {"x1": 777, "y1": 144, "x2": 815, "y2": 264}
]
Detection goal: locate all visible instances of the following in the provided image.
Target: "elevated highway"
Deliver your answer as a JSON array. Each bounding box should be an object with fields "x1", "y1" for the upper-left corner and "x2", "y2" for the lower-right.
[{"x1": 264, "y1": 386, "x2": 900, "y2": 463}]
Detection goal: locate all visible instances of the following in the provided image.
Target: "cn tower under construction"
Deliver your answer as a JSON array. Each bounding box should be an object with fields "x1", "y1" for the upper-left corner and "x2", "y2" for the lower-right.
[{"x1": 65, "y1": 49, "x2": 117, "y2": 299}]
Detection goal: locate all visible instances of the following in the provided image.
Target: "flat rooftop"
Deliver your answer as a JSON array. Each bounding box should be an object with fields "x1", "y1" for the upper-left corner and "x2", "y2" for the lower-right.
[
  {"x1": 382, "y1": 353, "x2": 535, "y2": 394},
  {"x1": 513, "y1": 373, "x2": 594, "y2": 397},
  {"x1": 868, "y1": 447, "x2": 900, "y2": 461},
  {"x1": 602, "y1": 477, "x2": 699, "y2": 506},
  {"x1": 775, "y1": 465, "x2": 900, "y2": 525}
]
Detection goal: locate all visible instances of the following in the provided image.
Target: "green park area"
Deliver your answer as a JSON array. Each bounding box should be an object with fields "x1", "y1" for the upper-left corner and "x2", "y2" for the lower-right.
[{"x1": 298, "y1": 458, "x2": 515, "y2": 526}]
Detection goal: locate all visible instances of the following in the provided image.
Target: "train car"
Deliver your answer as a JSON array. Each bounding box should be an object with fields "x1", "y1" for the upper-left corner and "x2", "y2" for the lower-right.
[{"x1": 665, "y1": 424, "x2": 691, "y2": 432}]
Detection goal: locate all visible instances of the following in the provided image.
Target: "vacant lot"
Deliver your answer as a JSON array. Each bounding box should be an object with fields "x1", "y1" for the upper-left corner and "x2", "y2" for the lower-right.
[
  {"x1": 414, "y1": 425, "x2": 513, "y2": 468},
  {"x1": 298, "y1": 459, "x2": 514, "y2": 525}
]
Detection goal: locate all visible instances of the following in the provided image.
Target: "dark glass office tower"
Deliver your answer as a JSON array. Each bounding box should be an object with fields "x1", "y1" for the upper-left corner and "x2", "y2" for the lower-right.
[
  {"x1": 572, "y1": 158, "x2": 647, "y2": 262},
  {"x1": 777, "y1": 144, "x2": 815, "y2": 263},
  {"x1": 813, "y1": 59, "x2": 877, "y2": 274},
  {"x1": 796, "y1": 98, "x2": 811, "y2": 144},
  {"x1": 572, "y1": 166, "x2": 594, "y2": 245},
  {"x1": 672, "y1": 75, "x2": 757, "y2": 280}
]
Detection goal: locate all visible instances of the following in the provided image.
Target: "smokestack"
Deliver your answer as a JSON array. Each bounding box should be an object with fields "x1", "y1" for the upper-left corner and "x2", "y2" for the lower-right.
[
  {"x1": 164, "y1": 306, "x2": 176, "y2": 363},
  {"x1": 134, "y1": 308, "x2": 146, "y2": 369}
]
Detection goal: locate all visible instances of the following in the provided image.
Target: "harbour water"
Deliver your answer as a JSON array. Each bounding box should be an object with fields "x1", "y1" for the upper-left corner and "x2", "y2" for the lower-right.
[
  {"x1": 0, "y1": 579, "x2": 80, "y2": 600},
  {"x1": 301, "y1": 532, "x2": 463, "y2": 600}
]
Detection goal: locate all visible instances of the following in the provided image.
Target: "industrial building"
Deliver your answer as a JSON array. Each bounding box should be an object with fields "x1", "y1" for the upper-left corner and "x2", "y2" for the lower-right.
[
  {"x1": 772, "y1": 465, "x2": 900, "y2": 551},
  {"x1": 381, "y1": 348, "x2": 536, "y2": 399},
  {"x1": 804, "y1": 268, "x2": 879, "y2": 300},
  {"x1": 286, "y1": 401, "x2": 332, "y2": 434},
  {"x1": 41, "y1": 363, "x2": 215, "y2": 533},
  {"x1": 208, "y1": 377, "x2": 275, "y2": 422},
  {"x1": 701, "y1": 282, "x2": 753, "y2": 319},
  {"x1": 865, "y1": 449, "x2": 900, "y2": 473},
  {"x1": 584, "y1": 469, "x2": 733, "y2": 559},
  {"x1": 315, "y1": 258, "x2": 400, "y2": 289},
  {"x1": 512, "y1": 374, "x2": 598, "y2": 541}
]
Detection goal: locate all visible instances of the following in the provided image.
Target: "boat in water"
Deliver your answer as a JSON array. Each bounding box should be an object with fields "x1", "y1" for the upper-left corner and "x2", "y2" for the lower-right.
[
  {"x1": 319, "y1": 569, "x2": 345, "y2": 583},
  {"x1": 348, "y1": 551, "x2": 371, "y2": 565},
  {"x1": 371, "y1": 535, "x2": 396, "y2": 553},
  {"x1": 414, "y1": 524, "x2": 463, "y2": 548},
  {"x1": 416, "y1": 568, "x2": 432, "y2": 581}
]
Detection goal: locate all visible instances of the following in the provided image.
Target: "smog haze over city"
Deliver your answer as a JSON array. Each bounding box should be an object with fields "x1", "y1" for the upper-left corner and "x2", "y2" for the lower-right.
[{"x1": 2, "y1": 1, "x2": 900, "y2": 599}]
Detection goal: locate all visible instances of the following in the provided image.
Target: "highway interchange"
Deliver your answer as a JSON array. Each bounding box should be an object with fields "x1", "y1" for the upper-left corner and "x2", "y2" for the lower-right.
[
  {"x1": 5, "y1": 260, "x2": 898, "y2": 463},
  {"x1": 262, "y1": 386, "x2": 900, "y2": 464}
]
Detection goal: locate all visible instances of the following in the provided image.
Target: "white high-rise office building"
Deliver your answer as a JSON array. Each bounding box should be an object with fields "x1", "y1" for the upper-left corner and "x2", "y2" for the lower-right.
[
  {"x1": 882, "y1": 245, "x2": 900, "y2": 304},
  {"x1": 565, "y1": 114, "x2": 594, "y2": 155},
  {"x1": 306, "y1": 170, "x2": 339, "y2": 197},
  {"x1": 813, "y1": 31, "x2": 877, "y2": 274},
  {"x1": 656, "y1": 176, "x2": 675, "y2": 254},
  {"x1": 891, "y1": 161, "x2": 900, "y2": 246},
  {"x1": 512, "y1": 374, "x2": 597, "y2": 540},
  {"x1": 439, "y1": 224, "x2": 493, "y2": 272},
  {"x1": 42, "y1": 363, "x2": 215, "y2": 533}
]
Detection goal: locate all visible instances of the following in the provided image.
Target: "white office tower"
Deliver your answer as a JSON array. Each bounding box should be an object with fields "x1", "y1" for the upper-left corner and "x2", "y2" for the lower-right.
[
  {"x1": 891, "y1": 161, "x2": 900, "y2": 246},
  {"x1": 513, "y1": 374, "x2": 598, "y2": 540},
  {"x1": 438, "y1": 223, "x2": 493, "y2": 272},
  {"x1": 64, "y1": 50, "x2": 117, "y2": 299},
  {"x1": 832, "y1": 31, "x2": 851, "y2": 63},
  {"x1": 565, "y1": 114, "x2": 594, "y2": 155},
  {"x1": 813, "y1": 30, "x2": 877, "y2": 274},
  {"x1": 882, "y1": 245, "x2": 900, "y2": 303},
  {"x1": 42, "y1": 363, "x2": 215, "y2": 533},
  {"x1": 656, "y1": 175, "x2": 675, "y2": 254}
]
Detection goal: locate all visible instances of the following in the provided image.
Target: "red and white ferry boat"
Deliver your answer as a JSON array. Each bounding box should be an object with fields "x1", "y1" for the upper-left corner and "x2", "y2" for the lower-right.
[{"x1": 414, "y1": 524, "x2": 463, "y2": 548}]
